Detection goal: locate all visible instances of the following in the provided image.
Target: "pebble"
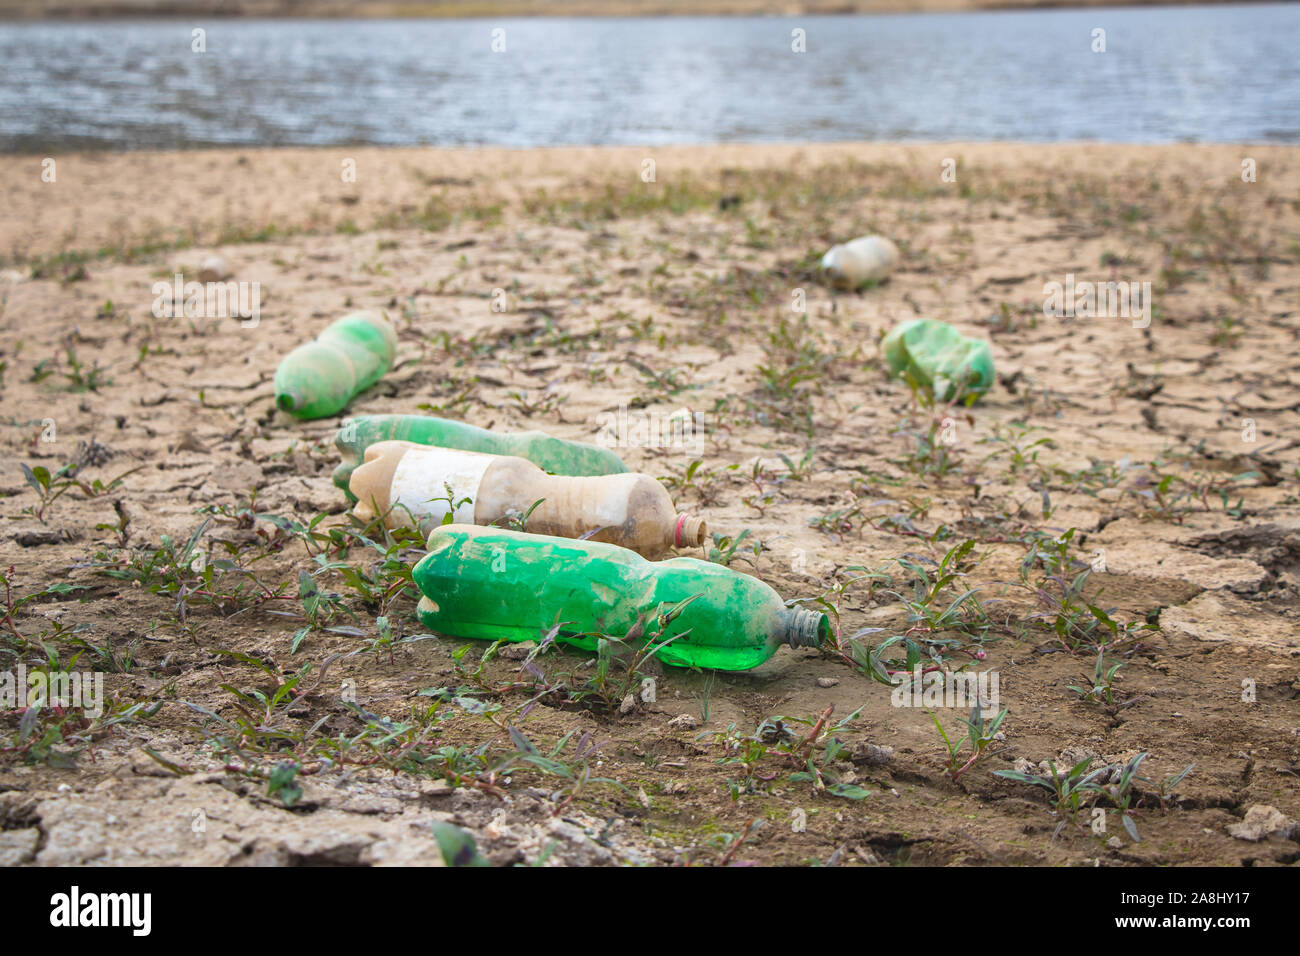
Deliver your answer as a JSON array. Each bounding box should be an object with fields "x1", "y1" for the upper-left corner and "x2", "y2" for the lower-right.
[{"x1": 1226, "y1": 805, "x2": 1296, "y2": 842}]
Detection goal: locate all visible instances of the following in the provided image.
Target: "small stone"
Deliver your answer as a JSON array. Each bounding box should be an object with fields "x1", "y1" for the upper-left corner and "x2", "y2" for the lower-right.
[
  {"x1": 1058, "y1": 746, "x2": 1096, "y2": 766},
  {"x1": 0, "y1": 829, "x2": 40, "y2": 866},
  {"x1": 816, "y1": 677, "x2": 840, "y2": 688},
  {"x1": 497, "y1": 641, "x2": 536, "y2": 661},
  {"x1": 130, "y1": 750, "x2": 177, "y2": 777},
  {"x1": 666, "y1": 713, "x2": 700, "y2": 730},
  {"x1": 1226, "y1": 805, "x2": 1296, "y2": 842},
  {"x1": 618, "y1": 694, "x2": 636, "y2": 715},
  {"x1": 1012, "y1": 757, "x2": 1036, "y2": 775},
  {"x1": 1106, "y1": 837, "x2": 1124, "y2": 850},
  {"x1": 852, "y1": 743, "x2": 894, "y2": 766}
]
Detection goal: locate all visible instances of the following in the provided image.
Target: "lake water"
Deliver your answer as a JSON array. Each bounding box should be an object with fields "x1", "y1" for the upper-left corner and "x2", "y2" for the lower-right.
[{"x1": 1, "y1": 5, "x2": 1297, "y2": 151}]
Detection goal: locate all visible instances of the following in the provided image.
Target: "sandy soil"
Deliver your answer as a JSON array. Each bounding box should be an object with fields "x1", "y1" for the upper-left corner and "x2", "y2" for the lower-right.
[{"x1": 1, "y1": 141, "x2": 1299, "y2": 866}]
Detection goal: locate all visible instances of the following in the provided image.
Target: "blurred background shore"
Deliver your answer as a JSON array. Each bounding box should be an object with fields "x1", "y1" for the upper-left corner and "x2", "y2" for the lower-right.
[{"x1": 0, "y1": 0, "x2": 1273, "y2": 19}]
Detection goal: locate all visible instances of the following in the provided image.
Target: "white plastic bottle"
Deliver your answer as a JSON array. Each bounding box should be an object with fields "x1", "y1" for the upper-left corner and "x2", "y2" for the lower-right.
[
  {"x1": 820, "y1": 235, "x2": 900, "y2": 289},
  {"x1": 350, "y1": 440, "x2": 706, "y2": 558}
]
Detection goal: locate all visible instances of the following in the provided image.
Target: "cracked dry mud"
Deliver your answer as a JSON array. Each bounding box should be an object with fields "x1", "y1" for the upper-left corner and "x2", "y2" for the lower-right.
[{"x1": 1, "y1": 143, "x2": 1298, "y2": 866}]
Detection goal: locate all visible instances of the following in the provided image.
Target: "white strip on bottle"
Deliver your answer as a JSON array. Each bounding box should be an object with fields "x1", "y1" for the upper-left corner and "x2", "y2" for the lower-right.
[{"x1": 388, "y1": 446, "x2": 494, "y2": 526}]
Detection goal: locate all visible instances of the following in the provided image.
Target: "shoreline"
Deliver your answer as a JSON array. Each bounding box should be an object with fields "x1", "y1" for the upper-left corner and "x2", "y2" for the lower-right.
[{"x1": 4, "y1": 140, "x2": 1295, "y2": 264}]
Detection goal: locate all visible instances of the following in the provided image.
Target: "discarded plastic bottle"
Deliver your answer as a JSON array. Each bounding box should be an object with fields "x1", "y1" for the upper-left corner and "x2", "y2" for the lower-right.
[
  {"x1": 274, "y1": 310, "x2": 397, "y2": 419},
  {"x1": 820, "y1": 235, "x2": 900, "y2": 289},
  {"x1": 331, "y1": 413, "x2": 628, "y2": 494},
  {"x1": 198, "y1": 254, "x2": 231, "y2": 283},
  {"x1": 412, "y1": 525, "x2": 830, "y2": 671},
  {"x1": 351, "y1": 440, "x2": 704, "y2": 557},
  {"x1": 881, "y1": 318, "x2": 994, "y2": 403}
]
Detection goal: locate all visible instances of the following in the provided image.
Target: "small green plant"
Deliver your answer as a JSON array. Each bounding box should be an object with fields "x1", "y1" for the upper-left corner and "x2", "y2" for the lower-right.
[
  {"x1": 784, "y1": 705, "x2": 871, "y2": 799},
  {"x1": 706, "y1": 529, "x2": 761, "y2": 569},
  {"x1": 693, "y1": 671, "x2": 718, "y2": 723},
  {"x1": 889, "y1": 403, "x2": 965, "y2": 477},
  {"x1": 506, "y1": 388, "x2": 566, "y2": 417},
  {"x1": 716, "y1": 726, "x2": 769, "y2": 800},
  {"x1": 849, "y1": 542, "x2": 992, "y2": 684},
  {"x1": 1068, "y1": 648, "x2": 1125, "y2": 705},
  {"x1": 3, "y1": 693, "x2": 161, "y2": 768},
  {"x1": 978, "y1": 421, "x2": 1055, "y2": 480},
  {"x1": 1127, "y1": 464, "x2": 1259, "y2": 524},
  {"x1": 20, "y1": 463, "x2": 73, "y2": 522},
  {"x1": 927, "y1": 703, "x2": 1007, "y2": 780},
  {"x1": 1014, "y1": 529, "x2": 1153, "y2": 651},
  {"x1": 493, "y1": 498, "x2": 546, "y2": 533},
  {"x1": 777, "y1": 448, "x2": 816, "y2": 481},
  {"x1": 20, "y1": 461, "x2": 144, "y2": 523},
  {"x1": 1100, "y1": 752, "x2": 1147, "y2": 841},
  {"x1": 994, "y1": 757, "x2": 1112, "y2": 839},
  {"x1": 659, "y1": 458, "x2": 728, "y2": 507},
  {"x1": 1, "y1": 569, "x2": 89, "y2": 651},
  {"x1": 1209, "y1": 315, "x2": 1243, "y2": 348},
  {"x1": 1145, "y1": 761, "x2": 1195, "y2": 813},
  {"x1": 502, "y1": 725, "x2": 624, "y2": 815},
  {"x1": 583, "y1": 597, "x2": 698, "y2": 711},
  {"x1": 61, "y1": 348, "x2": 111, "y2": 392}
]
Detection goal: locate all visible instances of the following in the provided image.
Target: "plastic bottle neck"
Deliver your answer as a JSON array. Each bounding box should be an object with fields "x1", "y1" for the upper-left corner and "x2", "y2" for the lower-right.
[
  {"x1": 671, "y1": 514, "x2": 708, "y2": 549},
  {"x1": 777, "y1": 606, "x2": 828, "y2": 648}
]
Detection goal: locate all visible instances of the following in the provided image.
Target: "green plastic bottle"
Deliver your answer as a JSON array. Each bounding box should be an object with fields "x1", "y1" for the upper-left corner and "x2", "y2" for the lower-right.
[
  {"x1": 881, "y1": 318, "x2": 994, "y2": 404},
  {"x1": 412, "y1": 525, "x2": 829, "y2": 671},
  {"x1": 274, "y1": 311, "x2": 397, "y2": 419},
  {"x1": 332, "y1": 414, "x2": 629, "y2": 497}
]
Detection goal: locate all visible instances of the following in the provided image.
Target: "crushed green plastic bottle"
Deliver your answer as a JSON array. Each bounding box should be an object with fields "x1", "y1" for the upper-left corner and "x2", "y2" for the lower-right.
[
  {"x1": 412, "y1": 525, "x2": 829, "y2": 671},
  {"x1": 274, "y1": 311, "x2": 396, "y2": 419},
  {"x1": 881, "y1": 318, "x2": 994, "y2": 404},
  {"x1": 332, "y1": 414, "x2": 629, "y2": 497}
]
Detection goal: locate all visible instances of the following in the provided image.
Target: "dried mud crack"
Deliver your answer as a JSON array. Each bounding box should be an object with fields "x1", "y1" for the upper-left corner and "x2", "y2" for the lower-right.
[{"x1": 2, "y1": 143, "x2": 1299, "y2": 865}]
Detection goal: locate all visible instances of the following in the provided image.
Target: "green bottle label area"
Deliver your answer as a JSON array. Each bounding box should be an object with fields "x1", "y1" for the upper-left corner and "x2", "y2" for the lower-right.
[
  {"x1": 332, "y1": 414, "x2": 629, "y2": 496},
  {"x1": 412, "y1": 525, "x2": 829, "y2": 672},
  {"x1": 881, "y1": 318, "x2": 994, "y2": 403},
  {"x1": 274, "y1": 311, "x2": 397, "y2": 420}
]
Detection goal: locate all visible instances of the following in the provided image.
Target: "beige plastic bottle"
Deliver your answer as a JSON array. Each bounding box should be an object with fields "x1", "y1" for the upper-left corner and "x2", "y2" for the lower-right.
[
  {"x1": 350, "y1": 440, "x2": 707, "y2": 558},
  {"x1": 820, "y1": 235, "x2": 900, "y2": 289}
]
